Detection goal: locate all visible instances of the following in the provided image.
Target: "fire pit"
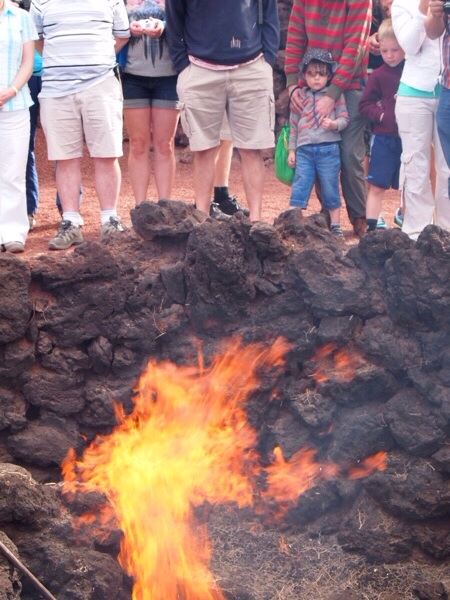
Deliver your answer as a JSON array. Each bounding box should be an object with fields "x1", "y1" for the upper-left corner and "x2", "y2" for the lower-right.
[{"x1": 0, "y1": 205, "x2": 449, "y2": 599}]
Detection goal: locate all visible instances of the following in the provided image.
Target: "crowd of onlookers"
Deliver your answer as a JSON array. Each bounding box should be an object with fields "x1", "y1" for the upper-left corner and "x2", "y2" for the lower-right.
[{"x1": 1, "y1": 0, "x2": 450, "y2": 253}]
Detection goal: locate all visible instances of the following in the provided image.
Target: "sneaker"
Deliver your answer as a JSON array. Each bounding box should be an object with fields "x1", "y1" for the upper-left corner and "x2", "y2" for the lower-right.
[
  {"x1": 3, "y1": 241, "x2": 24, "y2": 253},
  {"x1": 28, "y1": 214, "x2": 36, "y2": 230},
  {"x1": 209, "y1": 202, "x2": 232, "y2": 221},
  {"x1": 393, "y1": 208, "x2": 403, "y2": 228},
  {"x1": 48, "y1": 220, "x2": 83, "y2": 250},
  {"x1": 376, "y1": 215, "x2": 387, "y2": 229},
  {"x1": 215, "y1": 195, "x2": 250, "y2": 217},
  {"x1": 100, "y1": 216, "x2": 125, "y2": 241},
  {"x1": 330, "y1": 224, "x2": 344, "y2": 237}
]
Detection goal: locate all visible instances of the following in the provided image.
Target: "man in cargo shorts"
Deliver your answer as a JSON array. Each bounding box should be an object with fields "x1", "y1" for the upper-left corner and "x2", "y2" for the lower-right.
[
  {"x1": 166, "y1": 0, "x2": 280, "y2": 222},
  {"x1": 30, "y1": 0, "x2": 130, "y2": 250}
]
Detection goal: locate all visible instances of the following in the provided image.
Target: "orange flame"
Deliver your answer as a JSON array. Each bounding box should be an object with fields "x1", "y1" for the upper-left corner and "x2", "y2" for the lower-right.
[
  {"x1": 61, "y1": 338, "x2": 387, "y2": 599},
  {"x1": 311, "y1": 343, "x2": 365, "y2": 384},
  {"x1": 347, "y1": 451, "x2": 388, "y2": 479}
]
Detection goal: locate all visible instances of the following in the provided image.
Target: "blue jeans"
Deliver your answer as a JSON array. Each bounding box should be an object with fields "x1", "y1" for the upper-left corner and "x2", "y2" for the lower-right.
[
  {"x1": 290, "y1": 142, "x2": 342, "y2": 210},
  {"x1": 26, "y1": 75, "x2": 41, "y2": 215},
  {"x1": 437, "y1": 86, "x2": 450, "y2": 197}
]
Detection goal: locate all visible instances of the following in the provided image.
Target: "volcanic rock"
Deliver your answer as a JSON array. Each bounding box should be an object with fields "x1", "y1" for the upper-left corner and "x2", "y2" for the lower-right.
[{"x1": 0, "y1": 205, "x2": 449, "y2": 599}]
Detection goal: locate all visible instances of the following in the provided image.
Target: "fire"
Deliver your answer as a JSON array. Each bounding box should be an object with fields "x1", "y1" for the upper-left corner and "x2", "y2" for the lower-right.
[
  {"x1": 61, "y1": 338, "x2": 386, "y2": 599},
  {"x1": 347, "y1": 451, "x2": 388, "y2": 479},
  {"x1": 311, "y1": 343, "x2": 365, "y2": 384}
]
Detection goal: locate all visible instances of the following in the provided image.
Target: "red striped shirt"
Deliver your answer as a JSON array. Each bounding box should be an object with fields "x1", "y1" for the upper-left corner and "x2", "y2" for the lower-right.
[{"x1": 285, "y1": 0, "x2": 372, "y2": 100}]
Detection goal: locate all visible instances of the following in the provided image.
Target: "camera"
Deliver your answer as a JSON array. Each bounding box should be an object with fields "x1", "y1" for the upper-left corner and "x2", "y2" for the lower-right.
[
  {"x1": 139, "y1": 18, "x2": 158, "y2": 30},
  {"x1": 444, "y1": 0, "x2": 450, "y2": 15}
]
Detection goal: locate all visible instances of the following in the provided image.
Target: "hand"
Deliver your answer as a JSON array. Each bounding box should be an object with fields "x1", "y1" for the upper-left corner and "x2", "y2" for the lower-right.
[
  {"x1": 130, "y1": 18, "x2": 165, "y2": 38},
  {"x1": 130, "y1": 20, "x2": 145, "y2": 36},
  {"x1": 315, "y1": 96, "x2": 335, "y2": 121},
  {"x1": 428, "y1": 0, "x2": 445, "y2": 16},
  {"x1": 289, "y1": 86, "x2": 307, "y2": 114},
  {"x1": 147, "y1": 19, "x2": 165, "y2": 37},
  {"x1": 287, "y1": 151, "x2": 296, "y2": 168},
  {"x1": 0, "y1": 87, "x2": 16, "y2": 109},
  {"x1": 369, "y1": 32, "x2": 381, "y2": 55},
  {"x1": 321, "y1": 118, "x2": 337, "y2": 131}
]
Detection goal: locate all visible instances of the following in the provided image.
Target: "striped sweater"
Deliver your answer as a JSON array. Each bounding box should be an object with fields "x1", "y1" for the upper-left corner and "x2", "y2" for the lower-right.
[
  {"x1": 288, "y1": 87, "x2": 349, "y2": 150},
  {"x1": 285, "y1": 0, "x2": 372, "y2": 100}
]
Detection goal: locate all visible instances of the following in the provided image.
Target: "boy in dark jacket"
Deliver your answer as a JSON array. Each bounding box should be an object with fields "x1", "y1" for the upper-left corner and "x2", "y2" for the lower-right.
[{"x1": 359, "y1": 18, "x2": 405, "y2": 232}]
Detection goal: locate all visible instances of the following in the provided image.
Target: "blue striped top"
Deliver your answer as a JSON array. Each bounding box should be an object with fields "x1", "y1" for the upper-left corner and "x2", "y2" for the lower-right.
[{"x1": 0, "y1": 1, "x2": 38, "y2": 111}]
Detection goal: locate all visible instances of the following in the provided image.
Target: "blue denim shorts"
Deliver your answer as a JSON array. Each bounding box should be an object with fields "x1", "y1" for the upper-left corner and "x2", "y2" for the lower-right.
[
  {"x1": 367, "y1": 134, "x2": 402, "y2": 189},
  {"x1": 122, "y1": 72, "x2": 179, "y2": 110}
]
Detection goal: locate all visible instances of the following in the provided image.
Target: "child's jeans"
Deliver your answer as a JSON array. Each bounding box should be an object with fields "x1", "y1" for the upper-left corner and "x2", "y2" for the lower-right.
[{"x1": 289, "y1": 142, "x2": 341, "y2": 210}]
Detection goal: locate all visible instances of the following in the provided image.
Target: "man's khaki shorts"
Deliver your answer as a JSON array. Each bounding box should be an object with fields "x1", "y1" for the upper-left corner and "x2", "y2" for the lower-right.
[
  {"x1": 177, "y1": 56, "x2": 275, "y2": 152},
  {"x1": 39, "y1": 76, "x2": 124, "y2": 160}
]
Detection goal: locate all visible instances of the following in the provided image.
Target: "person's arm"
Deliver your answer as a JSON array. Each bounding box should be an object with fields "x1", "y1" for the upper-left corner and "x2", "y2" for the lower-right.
[
  {"x1": 35, "y1": 37, "x2": 43, "y2": 55},
  {"x1": 358, "y1": 71, "x2": 384, "y2": 123},
  {"x1": 285, "y1": 0, "x2": 307, "y2": 89},
  {"x1": 288, "y1": 111, "x2": 300, "y2": 151},
  {"x1": 333, "y1": 96, "x2": 350, "y2": 131},
  {"x1": 0, "y1": 39, "x2": 34, "y2": 108},
  {"x1": 261, "y1": 0, "x2": 280, "y2": 67},
  {"x1": 391, "y1": 0, "x2": 428, "y2": 55},
  {"x1": 425, "y1": 0, "x2": 446, "y2": 39},
  {"x1": 112, "y1": 0, "x2": 130, "y2": 52},
  {"x1": 165, "y1": 0, "x2": 189, "y2": 73},
  {"x1": 114, "y1": 36, "x2": 130, "y2": 53},
  {"x1": 29, "y1": 0, "x2": 44, "y2": 54},
  {"x1": 327, "y1": 0, "x2": 372, "y2": 101}
]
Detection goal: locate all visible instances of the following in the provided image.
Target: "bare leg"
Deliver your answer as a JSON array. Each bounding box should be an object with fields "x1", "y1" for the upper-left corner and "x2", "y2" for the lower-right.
[
  {"x1": 193, "y1": 147, "x2": 218, "y2": 214},
  {"x1": 124, "y1": 107, "x2": 152, "y2": 204},
  {"x1": 214, "y1": 139, "x2": 233, "y2": 187},
  {"x1": 366, "y1": 184, "x2": 385, "y2": 220},
  {"x1": 238, "y1": 148, "x2": 264, "y2": 221},
  {"x1": 55, "y1": 158, "x2": 83, "y2": 212},
  {"x1": 152, "y1": 107, "x2": 180, "y2": 199},
  {"x1": 93, "y1": 157, "x2": 121, "y2": 210}
]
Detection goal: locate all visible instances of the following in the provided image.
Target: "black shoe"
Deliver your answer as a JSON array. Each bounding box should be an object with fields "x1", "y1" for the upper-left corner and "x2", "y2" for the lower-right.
[
  {"x1": 209, "y1": 202, "x2": 232, "y2": 221},
  {"x1": 215, "y1": 195, "x2": 250, "y2": 217}
]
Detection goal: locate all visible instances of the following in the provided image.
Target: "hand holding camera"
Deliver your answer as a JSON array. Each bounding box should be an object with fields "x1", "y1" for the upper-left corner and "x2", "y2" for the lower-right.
[
  {"x1": 428, "y1": 0, "x2": 450, "y2": 16},
  {"x1": 139, "y1": 18, "x2": 158, "y2": 30}
]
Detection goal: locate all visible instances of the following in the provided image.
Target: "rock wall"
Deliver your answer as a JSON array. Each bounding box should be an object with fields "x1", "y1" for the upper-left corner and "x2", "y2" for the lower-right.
[{"x1": 0, "y1": 204, "x2": 449, "y2": 599}]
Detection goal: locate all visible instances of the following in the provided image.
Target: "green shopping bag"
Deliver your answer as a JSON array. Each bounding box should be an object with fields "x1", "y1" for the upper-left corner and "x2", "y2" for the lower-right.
[{"x1": 274, "y1": 124, "x2": 295, "y2": 186}]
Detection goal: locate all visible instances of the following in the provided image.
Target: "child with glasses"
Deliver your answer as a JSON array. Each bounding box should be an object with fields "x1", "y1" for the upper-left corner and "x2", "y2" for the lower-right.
[{"x1": 288, "y1": 49, "x2": 349, "y2": 237}]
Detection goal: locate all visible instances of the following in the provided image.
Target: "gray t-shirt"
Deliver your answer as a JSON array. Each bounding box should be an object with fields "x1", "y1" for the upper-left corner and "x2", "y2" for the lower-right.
[{"x1": 125, "y1": 37, "x2": 176, "y2": 77}]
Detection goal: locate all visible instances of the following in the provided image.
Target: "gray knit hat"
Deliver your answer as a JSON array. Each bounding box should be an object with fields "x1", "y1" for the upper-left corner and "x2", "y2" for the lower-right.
[{"x1": 300, "y1": 49, "x2": 338, "y2": 75}]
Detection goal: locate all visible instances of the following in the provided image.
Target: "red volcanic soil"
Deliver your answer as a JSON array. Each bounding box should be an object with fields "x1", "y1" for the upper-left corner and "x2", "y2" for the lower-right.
[{"x1": 24, "y1": 127, "x2": 402, "y2": 257}]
